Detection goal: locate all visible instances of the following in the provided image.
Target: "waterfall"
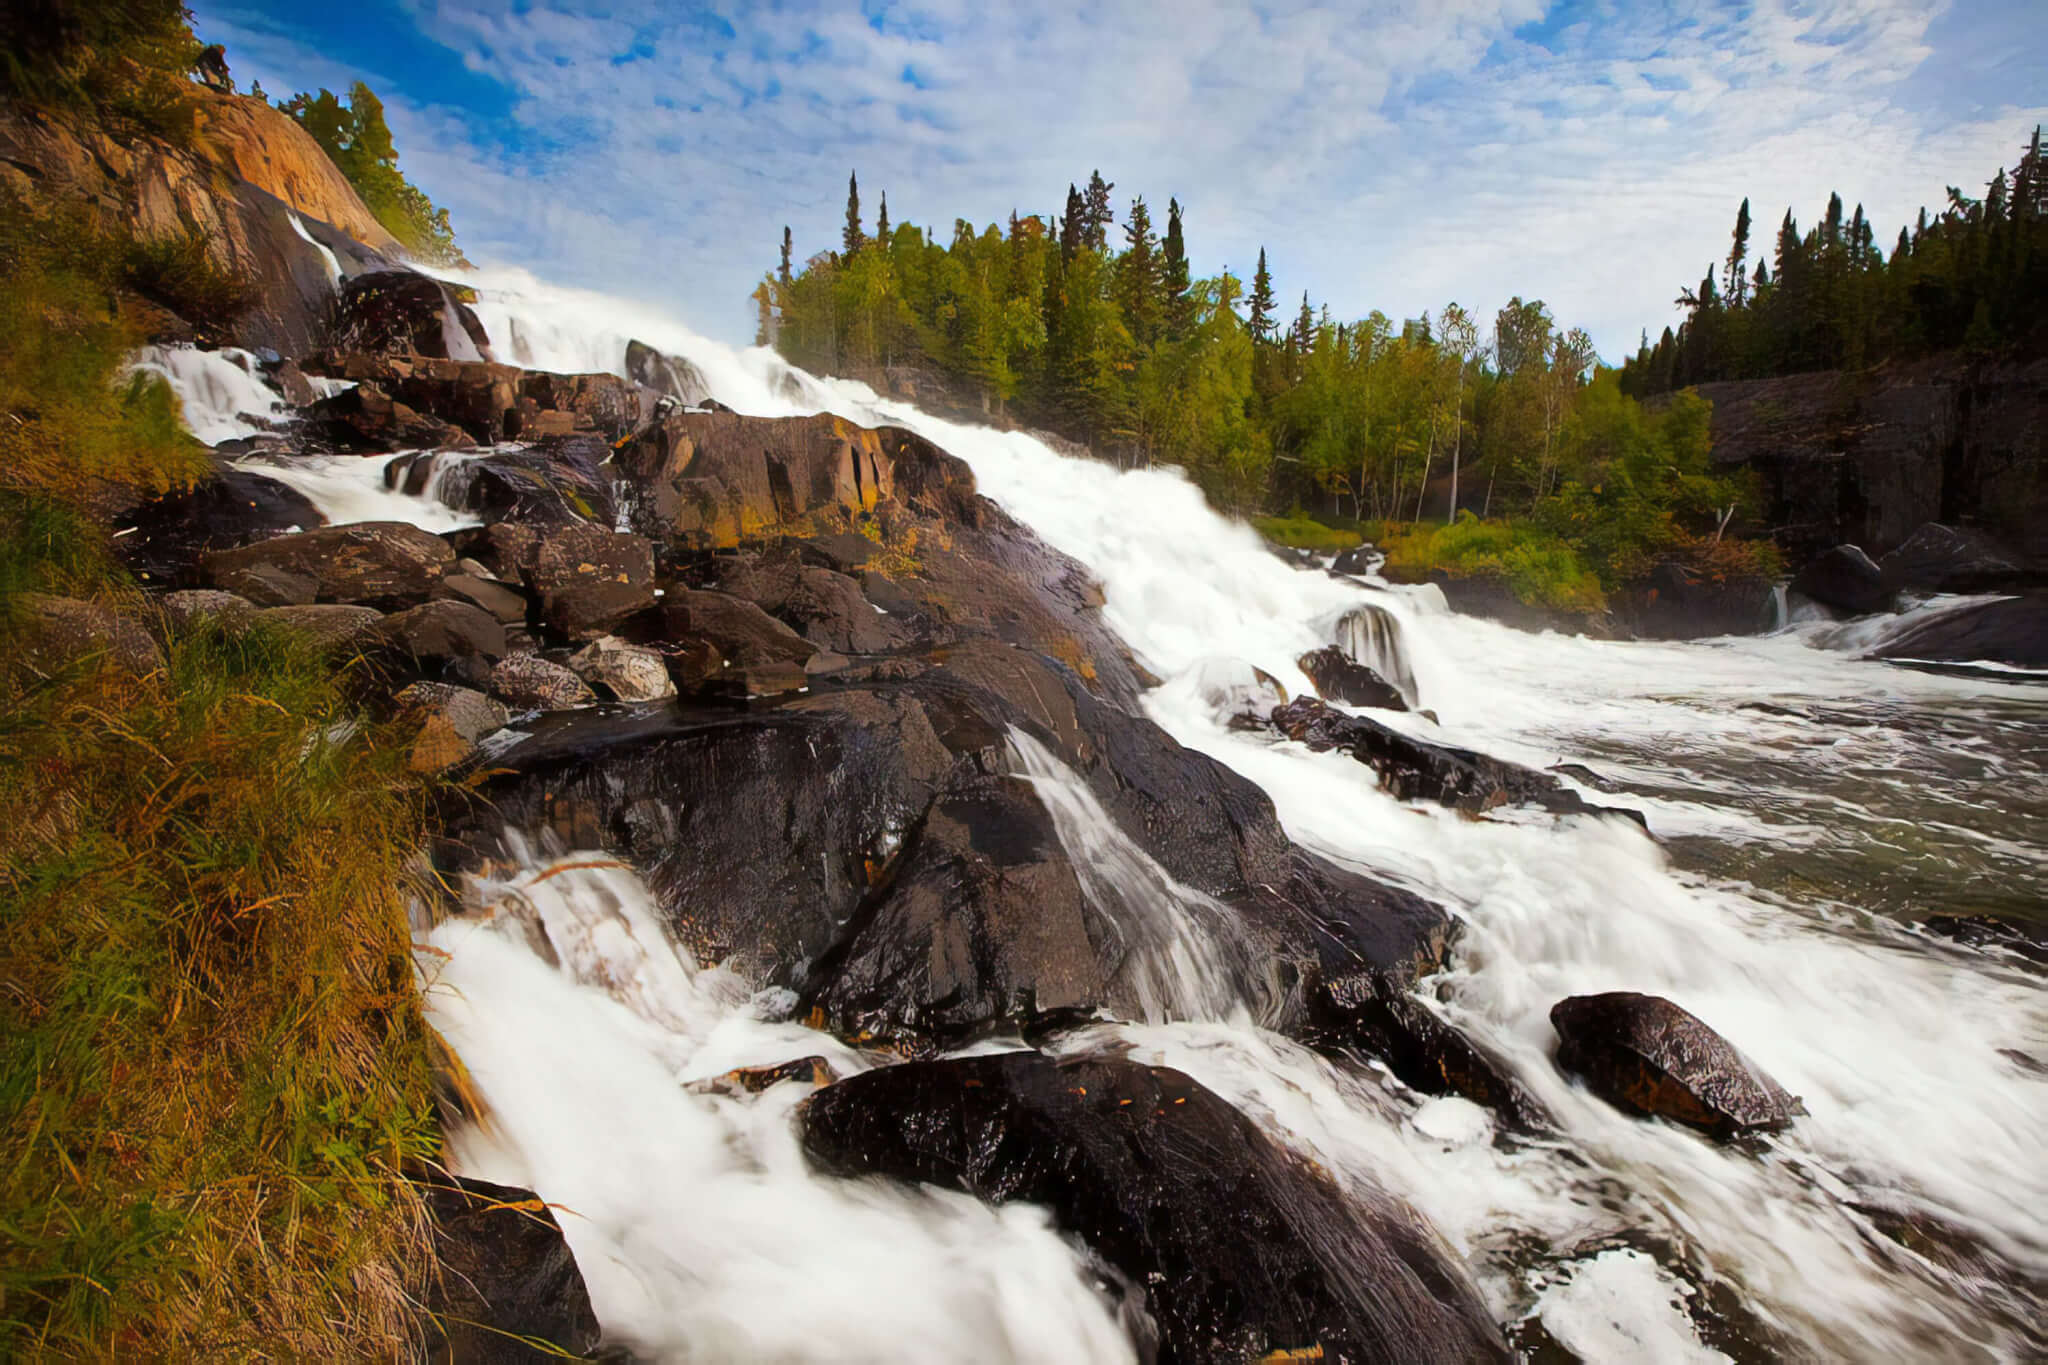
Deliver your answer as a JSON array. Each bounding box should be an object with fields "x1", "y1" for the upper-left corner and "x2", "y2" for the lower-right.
[
  {"x1": 1335, "y1": 603, "x2": 1421, "y2": 709},
  {"x1": 133, "y1": 263, "x2": 2048, "y2": 1359}
]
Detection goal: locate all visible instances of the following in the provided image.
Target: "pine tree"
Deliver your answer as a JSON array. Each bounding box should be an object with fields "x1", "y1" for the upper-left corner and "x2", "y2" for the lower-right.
[
  {"x1": 1724, "y1": 197, "x2": 1752, "y2": 305},
  {"x1": 1247, "y1": 247, "x2": 1275, "y2": 340},
  {"x1": 876, "y1": 191, "x2": 890, "y2": 248},
  {"x1": 843, "y1": 171, "x2": 865, "y2": 256},
  {"x1": 1116, "y1": 195, "x2": 1163, "y2": 347},
  {"x1": 1059, "y1": 184, "x2": 1084, "y2": 261},
  {"x1": 779, "y1": 226, "x2": 793, "y2": 287},
  {"x1": 1081, "y1": 170, "x2": 1115, "y2": 251},
  {"x1": 1161, "y1": 197, "x2": 1193, "y2": 339},
  {"x1": 1291, "y1": 291, "x2": 1314, "y2": 351}
]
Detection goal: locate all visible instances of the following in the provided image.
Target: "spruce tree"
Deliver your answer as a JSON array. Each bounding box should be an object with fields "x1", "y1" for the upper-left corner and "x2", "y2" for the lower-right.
[
  {"x1": 1292, "y1": 291, "x2": 1315, "y2": 351},
  {"x1": 1161, "y1": 197, "x2": 1193, "y2": 339},
  {"x1": 1116, "y1": 196, "x2": 1162, "y2": 347},
  {"x1": 1082, "y1": 170, "x2": 1115, "y2": 251},
  {"x1": 1724, "y1": 197, "x2": 1752, "y2": 305},
  {"x1": 843, "y1": 171, "x2": 865, "y2": 256},
  {"x1": 1247, "y1": 247, "x2": 1275, "y2": 340},
  {"x1": 1059, "y1": 184, "x2": 1084, "y2": 261},
  {"x1": 779, "y1": 226, "x2": 793, "y2": 287},
  {"x1": 876, "y1": 191, "x2": 890, "y2": 248}
]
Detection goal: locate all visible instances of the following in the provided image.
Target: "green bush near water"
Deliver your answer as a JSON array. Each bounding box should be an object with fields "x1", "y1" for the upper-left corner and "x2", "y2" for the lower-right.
[
  {"x1": 1376, "y1": 515, "x2": 1610, "y2": 615},
  {"x1": 1250, "y1": 512, "x2": 1364, "y2": 552}
]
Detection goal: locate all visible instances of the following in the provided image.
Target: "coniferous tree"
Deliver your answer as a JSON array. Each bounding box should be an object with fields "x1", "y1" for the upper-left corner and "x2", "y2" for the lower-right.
[
  {"x1": 1291, "y1": 292, "x2": 1315, "y2": 352},
  {"x1": 1161, "y1": 197, "x2": 1193, "y2": 339},
  {"x1": 1116, "y1": 196, "x2": 1163, "y2": 347},
  {"x1": 1059, "y1": 184, "x2": 1085, "y2": 261},
  {"x1": 779, "y1": 226, "x2": 793, "y2": 287},
  {"x1": 843, "y1": 171, "x2": 865, "y2": 256},
  {"x1": 876, "y1": 192, "x2": 890, "y2": 247},
  {"x1": 1081, "y1": 170, "x2": 1115, "y2": 251},
  {"x1": 1724, "y1": 197, "x2": 1752, "y2": 305},
  {"x1": 1247, "y1": 248, "x2": 1276, "y2": 340}
]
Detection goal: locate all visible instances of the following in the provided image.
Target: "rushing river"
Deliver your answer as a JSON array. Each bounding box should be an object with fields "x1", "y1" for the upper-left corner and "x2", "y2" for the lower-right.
[{"x1": 153, "y1": 267, "x2": 2047, "y2": 1362}]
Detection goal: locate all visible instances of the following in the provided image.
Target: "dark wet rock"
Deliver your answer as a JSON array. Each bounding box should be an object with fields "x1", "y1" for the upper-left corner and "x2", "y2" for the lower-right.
[
  {"x1": 300, "y1": 352, "x2": 650, "y2": 448},
  {"x1": 625, "y1": 338, "x2": 710, "y2": 405},
  {"x1": 511, "y1": 525, "x2": 656, "y2": 643},
  {"x1": 1548, "y1": 762, "x2": 1625, "y2": 794},
  {"x1": 1317, "y1": 985, "x2": 1550, "y2": 1132},
  {"x1": 691, "y1": 1056, "x2": 839, "y2": 1096},
  {"x1": 114, "y1": 466, "x2": 323, "y2": 586},
  {"x1": 300, "y1": 378, "x2": 475, "y2": 451},
  {"x1": 713, "y1": 551, "x2": 911, "y2": 655},
  {"x1": 372, "y1": 599, "x2": 507, "y2": 667},
  {"x1": 628, "y1": 589, "x2": 819, "y2": 672},
  {"x1": 1331, "y1": 544, "x2": 1378, "y2": 575},
  {"x1": 1299, "y1": 645, "x2": 1408, "y2": 711},
  {"x1": 802, "y1": 774, "x2": 1118, "y2": 1038},
  {"x1": 435, "y1": 573, "x2": 529, "y2": 625},
  {"x1": 160, "y1": 588, "x2": 259, "y2": 633},
  {"x1": 798, "y1": 1051, "x2": 1511, "y2": 1365},
  {"x1": 202, "y1": 520, "x2": 453, "y2": 607},
  {"x1": 253, "y1": 603, "x2": 384, "y2": 650},
  {"x1": 1867, "y1": 593, "x2": 2048, "y2": 668},
  {"x1": 1921, "y1": 913, "x2": 2048, "y2": 966},
  {"x1": 487, "y1": 653, "x2": 597, "y2": 711},
  {"x1": 417, "y1": 1171, "x2": 600, "y2": 1363},
  {"x1": 1878, "y1": 522, "x2": 2032, "y2": 594},
  {"x1": 1550, "y1": 992, "x2": 1804, "y2": 1137},
  {"x1": 568, "y1": 636, "x2": 675, "y2": 702},
  {"x1": 419, "y1": 435, "x2": 620, "y2": 528},
  {"x1": 1610, "y1": 555, "x2": 1777, "y2": 641},
  {"x1": 328, "y1": 269, "x2": 492, "y2": 361},
  {"x1": 1791, "y1": 544, "x2": 1895, "y2": 616},
  {"x1": 11, "y1": 594, "x2": 163, "y2": 675},
  {"x1": 394, "y1": 682, "x2": 509, "y2": 773},
  {"x1": 1271, "y1": 697, "x2": 1624, "y2": 820}
]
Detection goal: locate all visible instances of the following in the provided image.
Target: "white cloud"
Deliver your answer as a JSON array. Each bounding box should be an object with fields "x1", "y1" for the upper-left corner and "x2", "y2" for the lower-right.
[{"x1": 194, "y1": 0, "x2": 2047, "y2": 358}]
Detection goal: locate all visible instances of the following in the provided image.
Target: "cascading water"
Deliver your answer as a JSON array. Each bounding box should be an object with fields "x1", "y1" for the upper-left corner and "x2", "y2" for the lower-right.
[
  {"x1": 146, "y1": 262, "x2": 2046, "y2": 1360},
  {"x1": 1335, "y1": 603, "x2": 1421, "y2": 709}
]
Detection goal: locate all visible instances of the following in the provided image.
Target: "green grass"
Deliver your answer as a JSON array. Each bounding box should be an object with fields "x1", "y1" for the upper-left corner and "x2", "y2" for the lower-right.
[
  {"x1": 0, "y1": 172, "x2": 441, "y2": 1355},
  {"x1": 1250, "y1": 513, "x2": 1363, "y2": 552},
  {"x1": 1377, "y1": 514, "x2": 1609, "y2": 615}
]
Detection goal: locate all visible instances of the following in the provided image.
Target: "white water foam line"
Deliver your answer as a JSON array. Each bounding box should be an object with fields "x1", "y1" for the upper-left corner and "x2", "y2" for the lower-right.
[{"x1": 127, "y1": 344, "x2": 290, "y2": 445}]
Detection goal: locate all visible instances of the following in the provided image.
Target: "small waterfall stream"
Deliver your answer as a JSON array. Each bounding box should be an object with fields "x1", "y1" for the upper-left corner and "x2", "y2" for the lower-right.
[{"x1": 149, "y1": 266, "x2": 2048, "y2": 1360}]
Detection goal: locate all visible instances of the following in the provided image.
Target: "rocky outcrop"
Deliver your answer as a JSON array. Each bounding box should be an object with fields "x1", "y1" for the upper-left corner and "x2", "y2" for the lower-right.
[
  {"x1": 116, "y1": 466, "x2": 324, "y2": 586},
  {"x1": 1608, "y1": 554, "x2": 1776, "y2": 641},
  {"x1": 328, "y1": 270, "x2": 491, "y2": 361},
  {"x1": 1790, "y1": 544, "x2": 1895, "y2": 616},
  {"x1": 10, "y1": 593, "x2": 163, "y2": 675},
  {"x1": 0, "y1": 88, "x2": 400, "y2": 355},
  {"x1": 301, "y1": 352, "x2": 651, "y2": 449},
  {"x1": 417, "y1": 1172, "x2": 602, "y2": 1362},
  {"x1": 201, "y1": 521, "x2": 453, "y2": 606},
  {"x1": 1298, "y1": 645, "x2": 1407, "y2": 710},
  {"x1": 799, "y1": 1051, "x2": 1512, "y2": 1364},
  {"x1": 1867, "y1": 593, "x2": 2048, "y2": 668},
  {"x1": 625, "y1": 338, "x2": 710, "y2": 405},
  {"x1": 1879, "y1": 522, "x2": 2035, "y2": 594},
  {"x1": 1693, "y1": 353, "x2": 2048, "y2": 568},
  {"x1": 394, "y1": 682, "x2": 508, "y2": 773},
  {"x1": 1551, "y1": 992, "x2": 1804, "y2": 1138}
]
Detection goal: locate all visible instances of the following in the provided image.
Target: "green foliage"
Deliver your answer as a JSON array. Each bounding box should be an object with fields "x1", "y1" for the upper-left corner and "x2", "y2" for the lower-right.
[
  {"x1": 1381, "y1": 514, "x2": 1609, "y2": 615},
  {"x1": 0, "y1": 0, "x2": 199, "y2": 109},
  {"x1": 1624, "y1": 125, "x2": 2048, "y2": 391},
  {"x1": 279, "y1": 82, "x2": 463, "y2": 266},
  {"x1": 1251, "y1": 513, "x2": 1363, "y2": 552}
]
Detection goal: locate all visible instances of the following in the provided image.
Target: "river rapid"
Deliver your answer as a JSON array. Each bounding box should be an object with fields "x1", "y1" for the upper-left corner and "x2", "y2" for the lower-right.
[{"x1": 150, "y1": 266, "x2": 2047, "y2": 1362}]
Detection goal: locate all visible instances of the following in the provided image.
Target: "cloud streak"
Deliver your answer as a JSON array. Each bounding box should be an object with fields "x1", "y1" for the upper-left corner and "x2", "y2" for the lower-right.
[{"x1": 193, "y1": 0, "x2": 2047, "y2": 357}]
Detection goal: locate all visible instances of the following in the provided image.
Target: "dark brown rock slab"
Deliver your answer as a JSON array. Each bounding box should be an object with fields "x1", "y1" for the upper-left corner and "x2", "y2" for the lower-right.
[
  {"x1": 202, "y1": 521, "x2": 453, "y2": 607},
  {"x1": 114, "y1": 466, "x2": 323, "y2": 586},
  {"x1": 1791, "y1": 544, "x2": 1895, "y2": 616},
  {"x1": 328, "y1": 269, "x2": 492, "y2": 361},
  {"x1": 1867, "y1": 593, "x2": 2048, "y2": 669},
  {"x1": 1299, "y1": 645, "x2": 1408, "y2": 711},
  {"x1": 1550, "y1": 991, "x2": 1804, "y2": 1137},
  {"x1": 373, "y1": 599, "x2": 508, "y2": 666},
  {"x1": 798, "y1": 1051, "x2": 1511, "y2": 1365},
  {"x1": 417, "y1": 1171, "x2": 601, "y2": 1363},
  {"x1": 1879, "y1": 522, "x2": 2030, "y2": 594},
  {"x1": 11, "y1": 594, "x2": 163, "y2": 675}
]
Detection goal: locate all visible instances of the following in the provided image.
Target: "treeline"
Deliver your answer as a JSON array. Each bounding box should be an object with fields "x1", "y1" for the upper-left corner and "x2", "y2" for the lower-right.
[
  {"x1": 1624, "y1": 126, "x2": 2047, "y2": 394},
  {"x1": 271, "y1": 83, "x2": 463, "y2": 266},
  {"x1": 760, "y1": 171, "x2": 1760, "y2": 589}
]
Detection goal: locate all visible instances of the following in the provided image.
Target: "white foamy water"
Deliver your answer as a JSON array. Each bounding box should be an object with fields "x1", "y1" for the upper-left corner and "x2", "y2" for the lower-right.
[
  {"x1": 128, "y1": 344, "x2": 289, "y2": 444},
  {"x1": 143, "y1": 262, "x2": 2044, "y2": 1358}
]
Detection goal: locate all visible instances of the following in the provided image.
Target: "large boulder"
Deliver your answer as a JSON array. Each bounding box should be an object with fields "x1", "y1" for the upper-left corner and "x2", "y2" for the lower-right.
[
  {"x1": 252, "y1": 603, "x2": 383, "y2": 651},
  {"x1": 115, "y1": 467, "x2": 323, "y2": 587},
  {"x1": 798, "y1": 1051, "x2": 1511, "y2": 1364},
  {"x1": 10, "y1": 594, "x2": 163, "y2": 675},
  {"x1": 712, "y1": 552, "x2": 912, "y2": 656},
  {"x1": 301, "y1": 353, "x2": 651, "y2": 447},
  {"x1": 329, "y1": 269, "x2": 492, "y2": 361},
  {"x1": 622, "y1": 589, "x2": 818, "y2": 695},
  {"x1": 568, "y1": 636, "x2": 675, "y2": 702},
  {"x1": 1298, "y1": 645, "x2": 1407, "y2": 711},
  {"x1": 1867, "y1": 593, "x2": 2048, "y2": 668},
  {"x1": 508, "y1": 525, "x2": 657, "y2": 643},
  {"x1": 397, "y1": 437, "x2": 620, "y2": 528},
  {"x1": 394, "y1": 682, "x2": 509, "y2": 773},
  {"x1": 201, "y1": 521, "x2": 453, "y2": 607},
  {"x1": 1790, "y1": 544, "x2": 1895, "y2": 616},
  {"x1": 1879, "y1": 523, "x2": 2030, "y2": 594},
  {"x1": 372, "y1": 599, "x2": 507, "y2": 667},
  {"x1": 1550, "y1": 992, "x2": 1804, "y2": 1137},
  {"x1": 625, "y1": 338, "x2": 710, "y2": 405},
  {"x1": 487, "y1": 653, "x2": 597, "y2": 711},
  {"x1": 417, "y1": 1172, "x2": 601, "y2": 1362}
]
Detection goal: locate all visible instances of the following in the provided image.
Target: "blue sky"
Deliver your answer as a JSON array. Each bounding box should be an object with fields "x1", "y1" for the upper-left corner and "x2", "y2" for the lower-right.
[{"x1": 197, "y1": 1, "x2": 2046, "y2": 358}]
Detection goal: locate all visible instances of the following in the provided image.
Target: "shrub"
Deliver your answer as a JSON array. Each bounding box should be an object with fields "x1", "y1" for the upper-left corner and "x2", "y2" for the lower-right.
[
  {"x1": 1381, "y1": 514, "x2": 1608, "y2": 615},
  {"x1": 1250, "y1": 512, "x2": 1362, "y2": 552}
]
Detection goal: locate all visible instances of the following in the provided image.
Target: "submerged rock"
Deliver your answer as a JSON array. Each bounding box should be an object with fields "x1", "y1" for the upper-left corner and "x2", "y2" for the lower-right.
[
  {"x1": 1867, "y1": 593, "x2": 2048, "y2": 669},
  {"x1": 1299, "y1": 644, "x2": 1408, "y2": 711},
  {"x1": 798, "y1": 1051, "x2": 1511, "y2": 1364},
  {"x1": 417, "y1": 1171, "x2": 601, "y2": 1362},
  {"x1": 1550, "y1": 992, "x2": 1804, "y2": 1137},
  {"x1": 1791, "y1": 544, "x2": 1895, "y2": 616}
]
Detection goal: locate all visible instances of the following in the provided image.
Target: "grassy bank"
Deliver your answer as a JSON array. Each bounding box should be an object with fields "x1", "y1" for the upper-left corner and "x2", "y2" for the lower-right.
[
  {"x1": 1250, "y1": 512, "x2": 1364, "y2": 553},
  {"x1": 0, "y1": 176, "x2": 440, "y2": 1353},
  {"x1": 1373, "y1": 516, "x2": 1609, "y2": 615}
]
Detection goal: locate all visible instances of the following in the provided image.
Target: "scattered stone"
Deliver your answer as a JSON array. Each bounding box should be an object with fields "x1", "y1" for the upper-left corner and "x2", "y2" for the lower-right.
[
  {"x1": 394, "y1": 682, "x2": 509, "y2": 772},
  {"x1": 799, "y1": 1051, "x2": 1511, "y2": 1364},
  {"x1": 435, "y1": 573, "x2": 529, "y2": 625},
  {"x1": 13, "y1": 593, "x2": 163, "y2": 675},
  {"x1": 201, "y1": 521, "x2": 454, "y2": 607},
  {"x1": 1790, "y1": 544, "x2": 1895, "y2": 616},
  {"x1": 416, "y1": 1171, "x2": 600, "y2": 1362},
  {"x1": 488, "y1": 653, "x2": 597, "y2": 711},
  {"x1": 372, "y1": 599, "x2": 507, "y2": 666},
  {"x1": 1550, "y1": 992, "x2": 1804, "y2": 1137},
  {"x1": 1331, "y1": 544, "x2": 1377, "y2": 575},
  {"x1": 523, "y1": 525, "x2": 656, "y2": 642},
  {"x1": 569, "y1": 636, "x2": 675, "y2": 701},
  {"x1": 160, "y1": 588, "x2": 258, "y2": 633}
]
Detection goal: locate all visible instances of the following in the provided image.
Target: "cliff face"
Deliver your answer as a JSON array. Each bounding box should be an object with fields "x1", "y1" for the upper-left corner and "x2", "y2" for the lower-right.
[
  {"x1": 0, "y1": 85, "x2": 398, "y2": 356},
  {"x1": 1695, "y1": 354, "x2": 2048, "y2": 566}
]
